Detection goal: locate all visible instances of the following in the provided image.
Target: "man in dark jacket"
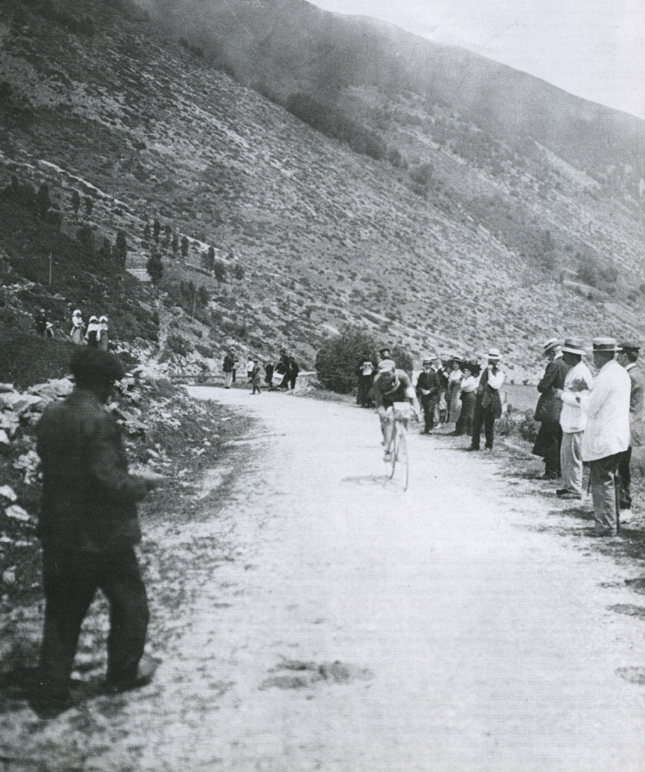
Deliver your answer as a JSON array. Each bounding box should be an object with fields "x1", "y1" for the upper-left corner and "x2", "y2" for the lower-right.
[
  {"x1": 33, "y1": 348, "x2": 160, "y2": 717},
  {"x1": 469, "y1": 348, "x2": 505, "y2": 451},
  {"x1": 532, "y1": 339, "x2": 570, "y2": 479},
  {"x1": 415, "y1": 358, "x2": 442, "y2": 433}
]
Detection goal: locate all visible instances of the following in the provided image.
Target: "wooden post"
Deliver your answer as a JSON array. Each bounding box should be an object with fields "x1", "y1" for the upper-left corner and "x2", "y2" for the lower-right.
[{"x1": 48, "y1": 252, "x2": 52, "y2": 285}]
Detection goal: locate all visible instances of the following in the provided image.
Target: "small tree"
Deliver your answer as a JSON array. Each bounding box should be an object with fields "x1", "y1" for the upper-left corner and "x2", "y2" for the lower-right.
[
  {"x1": 36, "y1": 182, "x2": 51, "y2": 220},
  {"x1": 202, "y1": 245, "x2": 215, "y2": 273},
  {"x1": 70, "y1": 189, "x2": 81, "y2": 215},
  {"x1": 181, "y1": 235, "x2": 189, "y2": 259},
  {"x1": 146, "y1": 252, "x2": 163, "y2": 288},
  {"x1": 153, "y1": 218, "x2": 161, "y2": 242},
  {"x1": 213, "y1": 259, "x2": 227, "y2": 283},
  {"x1": 84, "y1": 196, "x2": 94, "y2": 216},
  {"x1": 76, "y1": 223, "x2": 94, "y2": 255},
  {"x1": 115, "y1": 230, "x2": 128, "y2": 268},
  {"x1": 315, "y1": 326, "x2": 377, "y2": 394},
  {"x1": 171, "y1": 233, "x2": 179, "y2": 256},
  {"x1": 233, "y1": 263, "x2": 245, "y2": 281},
  {"x1": 143, "y1": 222, "x2": 151, "y2": 240},
  {"x1": 197, "y1": 285, "x2": 209, "y2": 307}
]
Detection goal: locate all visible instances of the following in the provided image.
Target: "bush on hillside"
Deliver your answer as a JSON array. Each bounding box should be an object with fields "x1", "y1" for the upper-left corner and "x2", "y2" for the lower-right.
[
  {"x1": 285, "y1": 93, "x2": 386, "y2": 161},
  {"x1": 315, "y1": 326, "x2": 377, "y2": 394}
]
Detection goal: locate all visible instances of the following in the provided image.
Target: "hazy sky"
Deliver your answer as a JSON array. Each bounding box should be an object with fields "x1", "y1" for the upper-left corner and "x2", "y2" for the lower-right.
[{"x1": 309, "y1": 0, "x2": 645, "y2": 119}]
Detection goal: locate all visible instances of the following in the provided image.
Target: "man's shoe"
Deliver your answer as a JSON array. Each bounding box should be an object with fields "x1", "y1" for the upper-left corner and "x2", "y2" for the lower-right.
[
  {"x1": 383, "y1": 451, "x2": 393, "y2": 462},
  {"x1": 558, "y1": 492, "x2": 582, "y2": 500},
  {"x1": 556, "y1": 488, "x2": 568, "y2": 495},
  {"x1": 28, "y1": 689, "x2": 76, "y2": 719},
  {"x1": 467, "y1": 446, "x2": 480, "y2": 451},
  {"x1": 588, "y1": 529, "x2": 618, "y2": 538},
  {"x1": 102, "y1": 654, "x2": 159, "y2": 695}
]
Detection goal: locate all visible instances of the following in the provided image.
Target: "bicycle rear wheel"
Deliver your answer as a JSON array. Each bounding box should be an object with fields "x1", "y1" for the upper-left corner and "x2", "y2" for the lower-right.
[{"x1": 393, "y1": 430, "x2": 409, "y2": 490}]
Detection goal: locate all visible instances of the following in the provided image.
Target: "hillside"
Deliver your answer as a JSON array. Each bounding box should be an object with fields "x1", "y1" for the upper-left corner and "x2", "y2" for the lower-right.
[{"x1": 0, "y1": 0, "x2": 644, "y2": 383}]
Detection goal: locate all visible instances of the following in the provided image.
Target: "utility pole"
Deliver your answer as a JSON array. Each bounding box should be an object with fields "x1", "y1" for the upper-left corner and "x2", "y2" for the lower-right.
[{"x1": 48, "y1": 252, "x2": 52, "y2": 285}]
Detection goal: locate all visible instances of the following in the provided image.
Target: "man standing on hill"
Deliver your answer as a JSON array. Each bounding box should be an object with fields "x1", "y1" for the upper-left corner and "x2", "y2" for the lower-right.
[
  {"x1": 554, "y1": 338, "x2": 593, "y2": 499},
  {"x1": 468, "y1": 348, "x2": 504, "y2": 451},
  {"x1": 32, "y1": 348, "x2": 161, "y2": 717},
  {"x1": 582, "y1": 338, "x2": 631, "y2": 537},
  {"x1": 532, "y1": 339, "x2": 570, "y2": 480},
  {"x1": 617, "y1": 341, "x2": 644, "y2": 517}
]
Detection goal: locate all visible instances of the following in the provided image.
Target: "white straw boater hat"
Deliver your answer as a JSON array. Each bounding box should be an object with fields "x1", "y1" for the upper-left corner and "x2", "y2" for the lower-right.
[
  {"x1": 487, "y1": 348, "x2": 501, "y2": 360},
  {"x1": 592, "y1": 337, "x2": 619, "y2": 353},
  {"x1": 543, "y1": 338, "x2": 561, "y2": 354},
  {"x1": 562, "y1": 337, "x2": 585, "y2": 356}
]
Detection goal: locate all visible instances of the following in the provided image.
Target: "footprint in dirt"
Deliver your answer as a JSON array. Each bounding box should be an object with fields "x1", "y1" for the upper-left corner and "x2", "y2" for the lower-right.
[
  {"x1": 259, "y1": 658, "x2": 374, "y2": 691},
  {"x1": 616, "y1": 667, "x2": 645, "y2": 686}
]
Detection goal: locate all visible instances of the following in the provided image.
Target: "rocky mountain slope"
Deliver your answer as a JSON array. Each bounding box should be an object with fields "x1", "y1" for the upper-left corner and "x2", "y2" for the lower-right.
[{"x1": 0, "y1": 0, "x2": 643, "y2": 382}]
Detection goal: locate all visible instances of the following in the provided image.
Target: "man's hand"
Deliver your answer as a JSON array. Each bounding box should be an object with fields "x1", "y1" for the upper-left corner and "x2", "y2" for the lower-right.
[{"x1": 132, "y1": 466, "x2": 164, "y2": 491}]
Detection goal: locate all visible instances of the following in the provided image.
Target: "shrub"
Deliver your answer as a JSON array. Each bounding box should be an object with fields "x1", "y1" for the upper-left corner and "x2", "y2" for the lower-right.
[
  {"x1": 315, "y1": 325, "x2": 377, "y2": 394},
  {"x1": 166, "y1": 333, "x2": 193, "y2": 357},
  {"x1": 196, "y1": 342, "x2": 214, "y2": 358}
]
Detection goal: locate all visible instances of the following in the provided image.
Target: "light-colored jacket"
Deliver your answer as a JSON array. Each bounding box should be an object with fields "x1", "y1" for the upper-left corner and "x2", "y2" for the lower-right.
[
  {"x1": 559, "y1": 361, "x2": 593, "y2": 433},
  {"x1": 581, "y1": 359, "x2": 630, "y2": 461},
  {"x1": 626, "y1": 364, "x2": 644, "y2": 447}
]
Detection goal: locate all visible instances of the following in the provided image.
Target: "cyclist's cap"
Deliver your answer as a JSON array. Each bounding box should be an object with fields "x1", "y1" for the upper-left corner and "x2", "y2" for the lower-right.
[{"x1": 377, "y1": 359, "x2": 395, "y2": 374}]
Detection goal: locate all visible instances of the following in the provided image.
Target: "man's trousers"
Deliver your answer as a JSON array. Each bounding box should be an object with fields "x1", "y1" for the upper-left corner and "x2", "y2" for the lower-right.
[
  {"x1": 471, "y1": 404, "x2": 496, "y2": 449},
  {"x1": 588, "y1": 454, "x2": 622, "y2": 535},
  {"x1": 560, "y1": 431, "x2": 584, "y2": 494},
  {"x1": 39, "y1": 546, "x2": 149, "y2": 699}
]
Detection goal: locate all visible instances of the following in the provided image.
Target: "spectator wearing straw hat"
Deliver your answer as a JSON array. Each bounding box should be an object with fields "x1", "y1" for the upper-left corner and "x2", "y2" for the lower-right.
[
  {"x1": 581, "y1": 338, "x2": 631, "y2": 537},
  {"x1": 617, "y1": 341, "x2": 644, "y2": 516},
  {"x1": 554, "y1": 338, "x2": 593, "y2": 499},
  {"x1": 532, "y1": 339, "x2": 570, "y2": 480},
  {"x1": 469, "y1": 348, "x2": 504, "y2": 451}
]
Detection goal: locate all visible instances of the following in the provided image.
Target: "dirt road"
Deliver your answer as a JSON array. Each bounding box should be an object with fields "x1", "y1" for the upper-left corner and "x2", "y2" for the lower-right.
[{"x1": 2, "y1": 387, "x2": 645, "y2": 771}]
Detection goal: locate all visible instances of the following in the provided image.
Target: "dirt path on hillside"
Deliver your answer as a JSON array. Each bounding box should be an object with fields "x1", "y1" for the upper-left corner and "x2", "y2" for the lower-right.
[{"x1": 2, "y1": 387, "x2": 645, "y2": 772}]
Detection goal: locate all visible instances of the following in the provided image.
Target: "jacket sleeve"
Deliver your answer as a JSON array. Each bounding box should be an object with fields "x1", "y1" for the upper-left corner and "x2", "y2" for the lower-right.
[
  {"x1": 537, "y1": 361, "x2": 558, "y2": 393},
  {"x1": 87, "y1": 413, "x2": 148, "y2": 505}
]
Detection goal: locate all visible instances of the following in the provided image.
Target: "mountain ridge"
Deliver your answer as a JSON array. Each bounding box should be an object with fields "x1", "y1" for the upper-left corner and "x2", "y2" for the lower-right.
[{"x1": 0, "y1": 0, "x2": 643, "y2": 384}]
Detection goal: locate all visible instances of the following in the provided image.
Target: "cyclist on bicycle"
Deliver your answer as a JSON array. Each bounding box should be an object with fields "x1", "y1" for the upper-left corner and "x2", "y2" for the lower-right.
[{"x1": 372, "y1": 360, "x2": 420, "y2": 460}]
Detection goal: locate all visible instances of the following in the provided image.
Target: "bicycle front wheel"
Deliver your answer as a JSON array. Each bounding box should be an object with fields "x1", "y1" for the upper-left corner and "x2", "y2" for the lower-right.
[{"x1": 393, "y1": 430, "x2": 409, "y2": 490}]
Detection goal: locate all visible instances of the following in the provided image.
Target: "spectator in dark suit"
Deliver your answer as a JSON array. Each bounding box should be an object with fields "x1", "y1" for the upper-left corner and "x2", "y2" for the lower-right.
[
  {"x1": 33, "y1": 348, "x2": 161, "y2": 718},
  {"x1": 415, "y1": 358, "x2": 441, "y2": 434},
  {"x1": 617, "y1": 341, "x2": 644, "y2": 518},
  {"x1": 532, "y1": 339, "x2": 570, "y2": 480},
  {"x1": 469, "y1": 348, "x2": 504, "y2": 451}
]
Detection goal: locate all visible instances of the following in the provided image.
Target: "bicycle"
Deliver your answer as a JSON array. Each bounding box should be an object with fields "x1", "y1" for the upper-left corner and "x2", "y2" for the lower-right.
[{"x1": 383, "y1": 403, "x2": 413, "y2": 490}]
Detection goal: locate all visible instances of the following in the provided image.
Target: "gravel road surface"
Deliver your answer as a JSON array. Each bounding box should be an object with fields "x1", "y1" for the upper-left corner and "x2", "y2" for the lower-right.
[{"x1": 1, "y1": 386, "x2": 644, "y2": 772}]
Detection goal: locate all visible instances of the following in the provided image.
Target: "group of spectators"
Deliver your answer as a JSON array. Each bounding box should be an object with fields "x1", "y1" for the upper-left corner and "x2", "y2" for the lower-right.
[
  {"x1": 69, "y1": 309, "x2": 109, "y2": 350},
  {"x1": 370, "y1": 337, "x2": 643, "y2": 539},
  {"x1": 529, "y1": 336, "x2": 642, "y2": 538},
  {"x1": 222, "y1": 347, "x2": 299, "y2": 394}
]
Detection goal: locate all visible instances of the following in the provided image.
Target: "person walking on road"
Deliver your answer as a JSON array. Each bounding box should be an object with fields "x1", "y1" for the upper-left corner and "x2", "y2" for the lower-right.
[
  {"x1": 223, "y1": 349, "x2": 237, "y2": 389},
  {"x1": 469, "y1": 348, "x2": 504, "y2": 451},
  {"x1": 554, "y1": 338, "x2": 593, "y2": 500},
  {"x1": 532, "y1": 339, "x2": 570, "y2": 480},
  {"x1": 286, "y1": 356, "x2": 300, "y2": 391},
  {"x1": 250, "y1": 360, "x2": 263, "y2": 395},
  {"x1": 617, "y1": 341, "x2": 644, "y2": 518},
  {"x1": 33, "y1": 348, "x2": 161, "y2": 718},
  {"x1": 581, "y1": 338, "x2": 631, "y2": 537}
]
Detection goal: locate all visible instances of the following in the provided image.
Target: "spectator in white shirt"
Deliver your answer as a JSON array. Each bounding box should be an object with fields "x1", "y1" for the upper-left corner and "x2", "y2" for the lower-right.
[
  {"x1": 581, "y1": 338, "x2": 631, "y2": 537},
  {"x1": 554, "y1": 338, "x2": 593, "y2": 499}
]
